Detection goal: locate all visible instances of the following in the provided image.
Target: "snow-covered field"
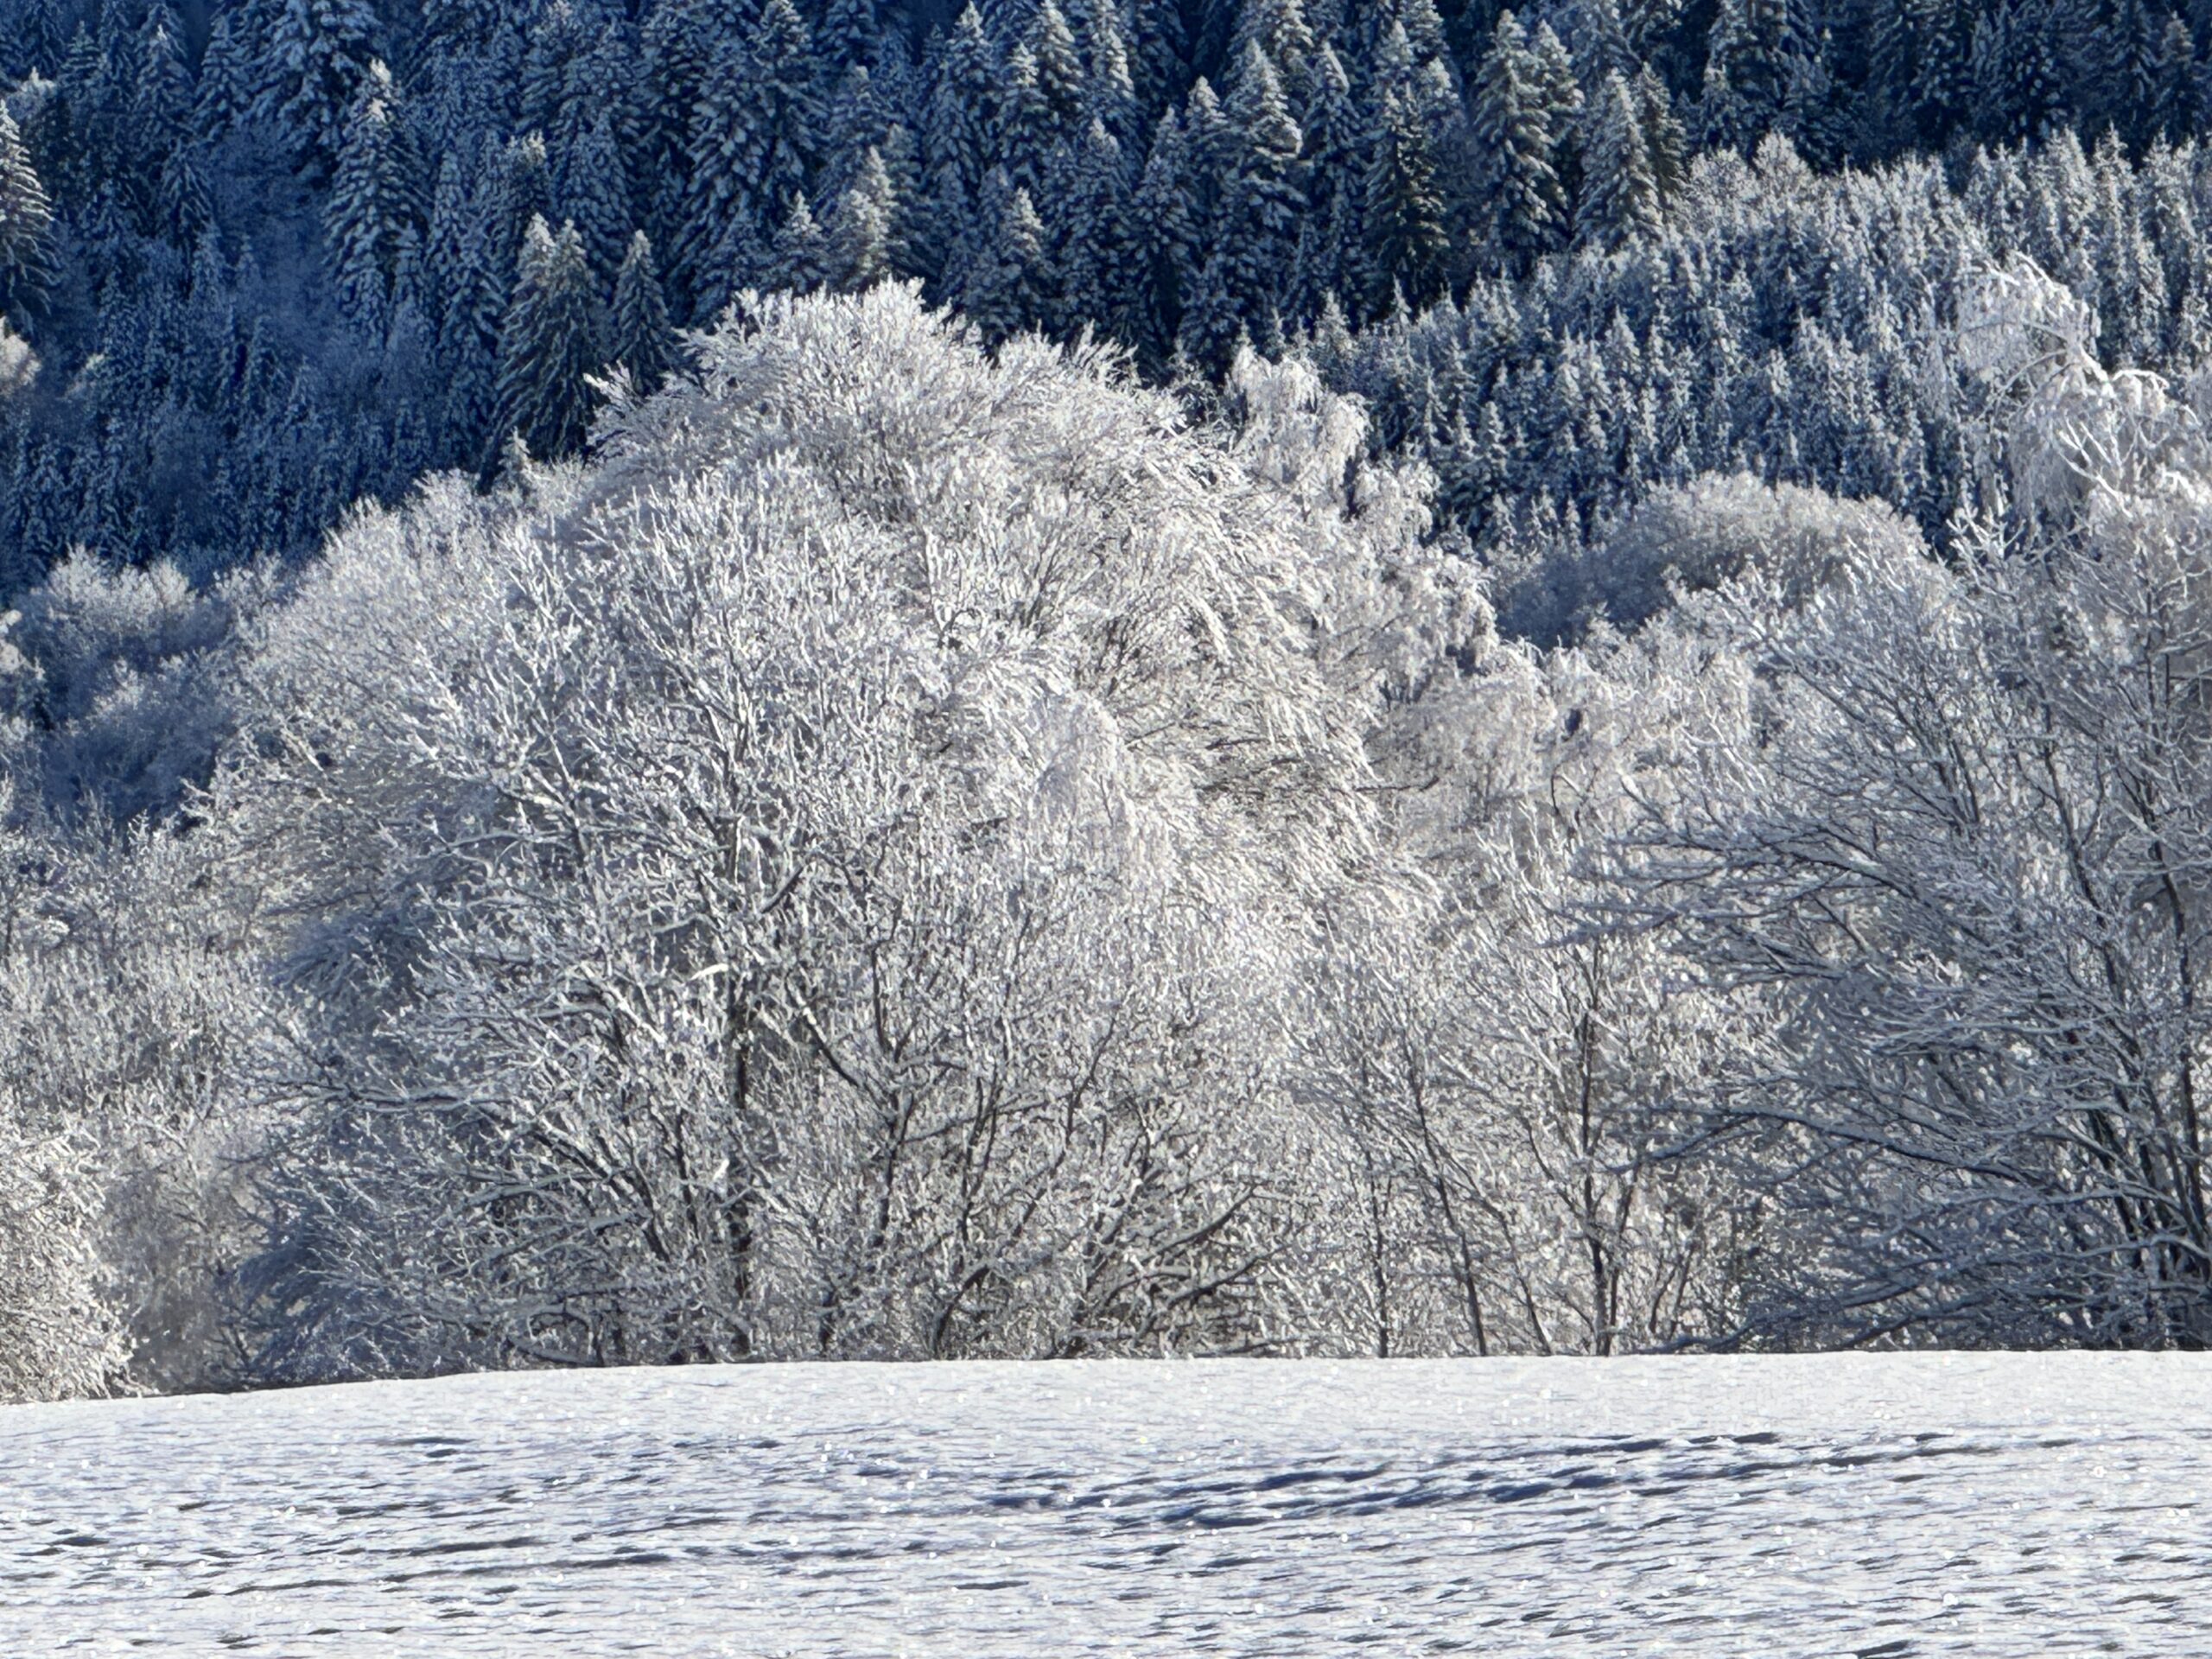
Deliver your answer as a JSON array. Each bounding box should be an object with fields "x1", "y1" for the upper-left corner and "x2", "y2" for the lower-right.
[{"x1": 3, "y1": 1355, "x2": 2208, "y2": 1656}]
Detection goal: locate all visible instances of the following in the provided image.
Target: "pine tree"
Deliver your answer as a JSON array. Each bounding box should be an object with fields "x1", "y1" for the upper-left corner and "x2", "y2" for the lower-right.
[
  {"x1": 493, "y1": 216, "x2": 604, "y2": 463},
  {"x1": 421, "y1": 151, "x2": 474, "y2": 327},
  {"x1": 1634, "y1": 65, "x2": 1688, "y2": 197},
  {"x1": 1363, "y1": 85, "x2": 1448, "y2": 309},
  {"x1": 963, "y1": 180, "x2": 1047, "y2": 342},
  {"x1": 257, "y1": 0, "x2": 379, "y2": 177},
  {"x1": 1132, "y1": 108, "x2": 1196, "y2": 365},
  {"x1": 817, "y1": 62, "x2": 888, "y2": 208},
  {"x1": 1527, "y1": 22, "x2": 1583, "y2": 204},
  {"x1": 1781, "y1": 25, "x2": 1844, "y2": 166},
  {"x1": 1862, "y1": 0, "x2": 1920, "y2": 150},
  {"x1": 2025, "y1": 0, "x2": 2076, "y2": 137},
  {"x1": 1573, "y1": 0, "x2": 1637, "y2": 91},
  {"x1": 1968, "y1": 4, "x2": 2018, "y2": 143},
  {"x1": 1057, "y1": 117, "x2": 1134, "y2": 340},
  {"x1": 1576, "y1": 69, "x2": 1660, "y2": 251},
  {"x1": 675, "y1": 0, "x2": 821, "y2": 313},
  {"x1": 828, "y1": 147, "x2": 897, "y2": 292},
  {"x1": 1081, "y1": 0, "x2": 1140, "y2": 144},
  {"x1": 0, "y1": 108, "x2": 55, "y2": 321},
  {"x1": 924, "y1": 4, "x2": 999, "y2": 297},
  {"x1": 1025, "y1": 0, "x2": 1085, "y2": 124},
  {"x1": 2153, "y1": 15, "x2": 2195, "y2": 143},
  {"x1": 494, "y1": 133, "x2": 557, "y2": 278},
  {"x1": 768, "y1": 192, "x2": 832, "y2": 293},
  {"x1": 158, "y1": 148, "x2": 213, "y2": 242},
  {"x1": 438, "y1": 157, "x2": 517, "y2": 456},
  {"x1": 1179, "y1": 76, "x2": 1233, "y2": 250},
  {"x1": 48, "y1": 25, "x2": 116, "y2": 203},
  {"x1": 821, "y1": 0, "x2": 881, "y2": 66},
  {"x1": 4, "y1": 0, "x2": 71, "y2": 81},
  {"x1": 1232, "y1": 0, "x2": 1313, "y2": 85},
  {"x1": 878, "y1": 122, "x2": 927, "y2": 281},
  {"x1": 997, "y1": 42, "x2": 1059, "y2": 199},
  {"x1": 609, "y1": 229, "x2": 675, "y2": 391},
  {"x1": 521, "y1": 0, "x2": 593, "y2": 137},
  {"x1": 1736, "y1": 0, "x2": 1792, "y2": 124},
  {"x1": 2098, "y1": 0, "x2": 2164, "y2": 143},
  {"x1": 418, "y1": 0, "x2": 505, "y2": 54},
  {"x1": 194, "y1": 4, "x2": 257, "y2": 142},
  {"x1": 1911, "y1": 0, "x2": 1973, "y2": 136},
  {"x1": 560, "y1": 109, "x2": 635, "y2": 288},
  {"x1": 130, "y1": 4, "x2": 193, "y2": 177},
  {"x1": 1216, "y1": 40, "x2": 1303, "y2": 327},
  {"x1": 1293, "y1": 41, "x2": 1363, "y2": 321},
  {"x1": 1130, "y1": 0, "x2": 1189, "y2": 112},
  {"x1": 1175, "y1": 246, "x2": 1245, "y2": 371},
  {"x1": 1472, "y1": 12, "x2": 1566, "y2": 274},
  {"x1": 1400, "y1": 0, "x2": 1452, "y2": 62},
  {"x1": 325, "y1": 60, "x2": 428, "y2": 328},
  {"x1": 639, "y1": 0, "x2": 734, "y2": 202}
]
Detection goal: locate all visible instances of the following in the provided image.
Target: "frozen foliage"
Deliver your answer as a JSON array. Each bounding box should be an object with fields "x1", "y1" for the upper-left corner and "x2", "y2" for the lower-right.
[
  {"x1": 5, "y1": 1356, "x2": 2209, "y2": 1653},
  {"x1": 1615, "y1": 264, "x2": 2212, "y2": 1344},
  {"x1": 23, "y1": 264, "x2": 2212, "y2": 1395},
  {"x1": 1498, "y1": 469, "x2": 1929, "y2": 642},
  {"x1": 229, "y1": 287, "x2": 1481, "y2": 1376}
]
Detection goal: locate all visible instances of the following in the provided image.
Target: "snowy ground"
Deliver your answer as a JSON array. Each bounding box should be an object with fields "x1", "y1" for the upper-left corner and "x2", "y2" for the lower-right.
[{"x1": 3, "y1": 1355, "x2": 2208, "y2": 1656}]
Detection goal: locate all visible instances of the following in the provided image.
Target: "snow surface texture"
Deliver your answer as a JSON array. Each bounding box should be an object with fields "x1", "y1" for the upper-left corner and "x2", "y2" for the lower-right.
[{"x1": 3, "y1": 1355, "x2": 2206, "y2": 1656}]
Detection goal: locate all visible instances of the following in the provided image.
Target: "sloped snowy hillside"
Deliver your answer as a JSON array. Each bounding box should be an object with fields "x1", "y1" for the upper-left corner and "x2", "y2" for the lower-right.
[{"x1": 3, "y1": 1356, "x2": 2207, "y2": 1656}]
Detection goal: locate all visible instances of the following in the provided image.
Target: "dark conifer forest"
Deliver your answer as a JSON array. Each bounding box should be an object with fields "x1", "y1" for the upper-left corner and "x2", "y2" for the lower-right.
[
  {"x1": 13, "y1": 0, "x2": 2212, "y2": 1396},
  {"x1": 10, "y1": 0, "x2": 2212, "y2": 594}
]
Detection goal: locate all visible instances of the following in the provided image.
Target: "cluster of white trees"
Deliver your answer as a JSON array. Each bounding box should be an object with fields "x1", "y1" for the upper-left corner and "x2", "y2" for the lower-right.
[{"x1": 6, "y1": 270, "x2": 2212, "y2": 1397}]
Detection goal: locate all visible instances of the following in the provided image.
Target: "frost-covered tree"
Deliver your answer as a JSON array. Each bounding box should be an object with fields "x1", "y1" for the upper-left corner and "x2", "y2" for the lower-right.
[
  {"x1": 609, "y1": 230, "x2": 675, "y2": 391},
  {"x1": 0, "y1": 108, "x2": 55, "y2": 321},
  {"x1": 257, "y1": 0, "x2": 379, "y2": 177},
  {"x1": 232, "y1": 287, "x2": 1459, "y2": 1375},
  {"x1": 1471, "y1": 12, "x2": 1566, "y2": 274},
  {"x1": 1576, "y1": 69, "x2": 1661, "y2": 251},
  {"x1": 1617, "y1": 262, "x2": 2212, "y2": 1346},
  {"x1": 493, "y1": 216, "x2": 604, "y2": 462},
  {"x1": 1297, "y1": 624, "x2": 1761, "y2": 1356},
  {"x1": 323, "y1": 61, "x2": 426, "y2": 327}
]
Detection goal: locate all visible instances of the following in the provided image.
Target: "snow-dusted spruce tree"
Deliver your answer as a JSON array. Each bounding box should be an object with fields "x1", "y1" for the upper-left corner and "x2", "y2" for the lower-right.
[
  {"x1": 229, "y1": 286, "x2": 1473, "y2": 1376},
  {"x1": 257, "y1": 0, "x2": 381, "y2": 179},
  {"x1": 608, "y1": 230, "x2": 676, "y2": 392},
  {"x1": 323, "y1": 60, "x2": 426, "y2": 328},
  {"x1": 1619, "y1": 259, "x2": 2212, "y2": 1346},
  {"x1": 493, "y1": 215, "x2": 604, "y2": 463},
  {"x1": 0, "y1": 106, "x2": 55, "y2": 321}
]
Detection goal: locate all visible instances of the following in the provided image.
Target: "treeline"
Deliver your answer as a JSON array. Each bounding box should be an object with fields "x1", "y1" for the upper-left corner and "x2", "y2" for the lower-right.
[
  {"x1": 12, "y1": 0, "x2": 2212, "y2": 593},
  {"x1": 10, "y1": 273, "x2": 2212, "y2": 1397}
]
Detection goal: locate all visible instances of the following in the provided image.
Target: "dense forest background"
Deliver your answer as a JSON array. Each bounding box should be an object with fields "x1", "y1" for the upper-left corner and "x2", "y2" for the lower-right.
[
  {"x1": 11, "y1": 0, "x2": 2212, "y2": 595},
  {"x1": 12, "y1": 0, "x2": 2212, "y2": 1397}
]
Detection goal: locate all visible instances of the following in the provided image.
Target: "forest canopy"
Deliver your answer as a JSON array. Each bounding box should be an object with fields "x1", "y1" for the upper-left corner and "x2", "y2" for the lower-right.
[{"x1": 13, "y1": 0, "x2": 2212, "y2": 1395}]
